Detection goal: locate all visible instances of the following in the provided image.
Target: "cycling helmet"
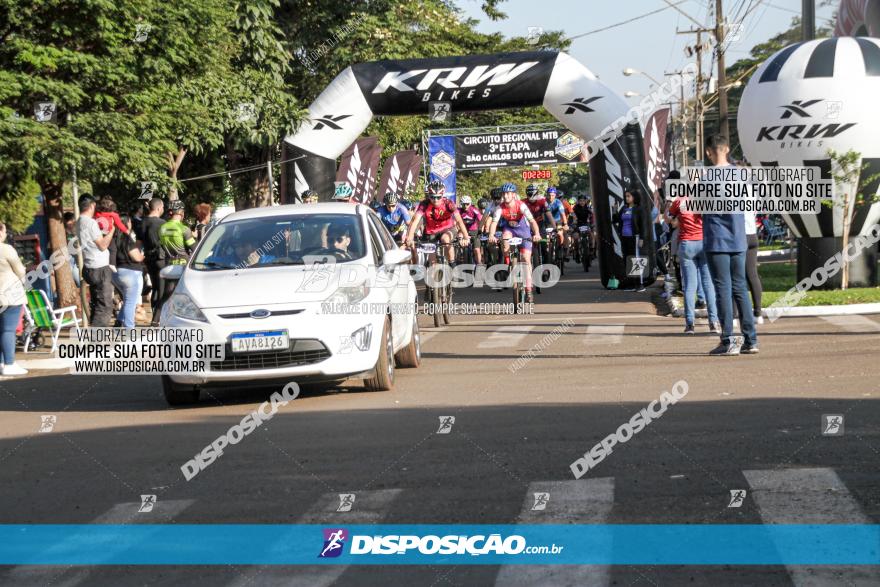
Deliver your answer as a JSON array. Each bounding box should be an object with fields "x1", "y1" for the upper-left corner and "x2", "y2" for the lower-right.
[
  {"x1": 460, "y1": 195, "x2": 472, "y2": 206},
  {"x1": 546, "y1": 186, "x2": 557, "y2": 197},
  {"x1": 425, "y1": 179, "x2": 445, "y2": 200},
  {"x1": 525, "y1": 184, "x2": 539, "y2": 198},
  {"x1": 168, "y1": 200, "x2": 185, "y2": 213},
  {"x1": 477, "y1": 197, "x2": 489, "y2": 211},
  {"x1": 490, "y1": 187, "x2": 502, "y2": 201},
  {"x1": 577, "y1": 194, "x2": 588, "y2": 201},
  {"x1": 568, "y1": 197, "x2": 576, "y2": 205},
  {"x1": 302, "y1": 189, "x2": 319, "y2": 203},
  {"x1": 383, "y1": 191, "x2": 399, "y2": 206},
  {"x1": 500, "y1": 182, "x2": 517, "y2": 194}
]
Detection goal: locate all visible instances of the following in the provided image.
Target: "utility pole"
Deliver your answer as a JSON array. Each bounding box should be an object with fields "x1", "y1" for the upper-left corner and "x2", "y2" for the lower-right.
[
  {"x1": 666, "y1": 71, "x2": 689, "y2": 167},
  {"x1": 678, "y1": 28, "x2": 711, "y2": 162},
  {"x1": 802, "y1": 0, "x2": 816, "y2": 40},
  {"x1": 715, "y1": 0, "x2": 730, "y2": 139}
]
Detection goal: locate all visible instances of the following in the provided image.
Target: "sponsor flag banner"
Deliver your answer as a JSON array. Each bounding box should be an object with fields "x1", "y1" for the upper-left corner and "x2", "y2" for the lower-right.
[
  {"x1": 455, "y1": 128, "x2": 585, "y2": 170},
  {"x1": 643, "y1": 107, "x2": 670, "y2": 209},
  {"x1": 336, "y1": 136, "x2": 381, "y2": 202},
  {"x1": 377, "y1": 150, "x2": 421, "y2": 199},
  {"x1": 2, "y1": 524, "x2": 877, "y2": 564},
  {"x1": 428, "y1": 136, "x2": 457, "y2": 202},
  {"x1": 361, "y1": 145, "x2": 381, "y2": 203}
]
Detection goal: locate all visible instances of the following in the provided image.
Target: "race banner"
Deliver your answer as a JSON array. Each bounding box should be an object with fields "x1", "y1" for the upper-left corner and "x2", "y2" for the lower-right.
[
  {"x1": 361, "y1": 145, "x2": 382, "y2": 203},
  {"x1": 377, "y1": 150, "x2": 421, "y2": 199},
  {"x1": 455, "y1": 128, "x2": 585, "y2": 170},
  {"x1": 428, "y1": 136, "x2": 457, "y2": 202},
  {"x1": 643, "y1": 107, "x2": 670, "y2": 209},
  {"x1": 336, "y1": 136, "x2": 381, "y2": 202}
]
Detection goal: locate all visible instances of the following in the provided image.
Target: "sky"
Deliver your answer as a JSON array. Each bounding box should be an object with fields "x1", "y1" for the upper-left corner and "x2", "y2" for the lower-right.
[{"x1": 457, "y1": 0, "x2": 837, "y2": 102}]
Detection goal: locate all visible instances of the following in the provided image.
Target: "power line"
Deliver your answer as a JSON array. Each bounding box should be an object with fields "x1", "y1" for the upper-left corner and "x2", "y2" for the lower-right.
[
  {"x1": 178, "y1": 154, "x2": 305, "y2": 183},
  {"x1": 566, "y1": 1, "x2": 690, "y2": 41}
]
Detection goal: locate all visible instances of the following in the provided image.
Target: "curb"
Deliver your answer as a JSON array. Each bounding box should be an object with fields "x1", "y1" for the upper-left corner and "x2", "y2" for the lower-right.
[
  {"x1": 16, "y1": 357, "x2": 73, "y2": 371},
  {"x1": 666, "y1": 296, "x2": 880, "y2": 319},
  {"x1": 757, "y1": 248, "x2": 793, "y2": 258}
]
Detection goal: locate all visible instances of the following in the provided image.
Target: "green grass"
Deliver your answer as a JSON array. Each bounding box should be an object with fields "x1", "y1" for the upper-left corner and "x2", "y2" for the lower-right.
[
  {"x1": 759, "y1": 262, "x2": 880, "y2": 306},
  {"x1": 758, "y1": 241, "x2": 791, "y2": 251}
]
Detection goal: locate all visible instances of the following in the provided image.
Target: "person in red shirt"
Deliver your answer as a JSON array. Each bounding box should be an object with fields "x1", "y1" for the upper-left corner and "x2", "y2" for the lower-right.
[
  {"x1": 666, "y1": 184, "x2": 720, "y2": 334},
  {"x1": 404, "y1": 180, "x2": 470, "y2": 265}
]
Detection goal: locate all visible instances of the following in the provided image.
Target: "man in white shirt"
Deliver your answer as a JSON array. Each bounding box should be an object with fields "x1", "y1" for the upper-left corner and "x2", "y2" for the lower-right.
[{"x1": 76, "y1": 195, "x2": 115, "y2": 326}]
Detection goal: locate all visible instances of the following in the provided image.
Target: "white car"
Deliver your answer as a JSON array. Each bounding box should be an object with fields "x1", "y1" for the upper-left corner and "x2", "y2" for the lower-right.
[{"x1": 158, "y1": 202, "x2": 420, "y2": 405}]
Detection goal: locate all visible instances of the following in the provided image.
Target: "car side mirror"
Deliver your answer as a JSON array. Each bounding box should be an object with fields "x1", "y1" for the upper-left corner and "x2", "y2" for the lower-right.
[
  {"x1": 382, "y1": 248, "x2": 411, "y2": 266},
  {"x1": 160, "y1": 264, "x2": 185, "y2": 281}
]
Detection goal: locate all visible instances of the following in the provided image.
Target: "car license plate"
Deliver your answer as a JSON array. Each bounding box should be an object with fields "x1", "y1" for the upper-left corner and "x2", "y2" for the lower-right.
[{"x1": 230, "y1": 330, "x2": 289, "y2": 353}]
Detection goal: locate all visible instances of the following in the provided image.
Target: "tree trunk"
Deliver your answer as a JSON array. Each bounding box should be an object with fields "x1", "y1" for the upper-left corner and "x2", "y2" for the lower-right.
[
  {"x1": 228, "y1": 143, "x2": 273, "y2": 209},
  {"x1": 42, "y1": 182, "x2": 81, "y2": 310},
  {"x1": 167, "y1": 147, "x2": 187, "y2": 201}
]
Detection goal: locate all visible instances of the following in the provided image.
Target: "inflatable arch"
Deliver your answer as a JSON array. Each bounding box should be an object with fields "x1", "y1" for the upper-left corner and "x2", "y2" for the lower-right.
[{"x1": 283, "y1": 51, "x2": 655, "y2": 288}]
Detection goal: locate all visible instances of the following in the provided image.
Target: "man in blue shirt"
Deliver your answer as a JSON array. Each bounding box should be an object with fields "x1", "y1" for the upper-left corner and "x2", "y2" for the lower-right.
[
  {"x1": 702, "y1": 134, "x2": 758, "y2": 356},
  {"x1": 377, "y1": 192, "x2": 411, "y2": 244}
]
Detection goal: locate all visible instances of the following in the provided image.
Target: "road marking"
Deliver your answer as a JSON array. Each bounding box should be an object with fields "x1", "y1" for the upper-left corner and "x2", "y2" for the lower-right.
[
  {"x1": 452, "y1": 314, "x2": 663, "y2": 326},
  {"x1": 820, "y1": 315, "x2": 880, "y2": 333},
  {"x1": 228, "y1": 489, "x2": 401, "y2": 587},
  {"x1": 420, "y1": 331, "x2": 438, "y2": 345},
  {"x1": 494, "y1": 478, "x2": 615, "y2": 586},
  {"x1": 583, "y1": 325, "x2": 624, "y2": 345},
  {"x1": 477, "y1": 325, "x2": 536, "y2": 349},
  {"x1": 743, "y1": 468, "x2": 880, "y2": 586},
  {"x1": 3, "y1": 499, "x2": 194, "y2": 586}
]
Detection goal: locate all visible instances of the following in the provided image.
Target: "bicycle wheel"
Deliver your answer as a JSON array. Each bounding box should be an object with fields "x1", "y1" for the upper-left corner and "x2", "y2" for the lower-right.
[{"x1": 582, "y1": 238, "x2": 590, "y2": 272}]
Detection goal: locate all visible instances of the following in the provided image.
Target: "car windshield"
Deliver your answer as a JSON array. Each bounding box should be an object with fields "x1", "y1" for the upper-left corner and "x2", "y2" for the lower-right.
[{"x1": 190, "y1": 213, "x2": 366, "y2": 271}]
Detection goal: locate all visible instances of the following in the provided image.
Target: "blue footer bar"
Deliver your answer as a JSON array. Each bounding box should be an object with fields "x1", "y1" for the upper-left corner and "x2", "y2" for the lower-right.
[{"x1": 1, "y1": 525, "x2": 878, "y2": 565}]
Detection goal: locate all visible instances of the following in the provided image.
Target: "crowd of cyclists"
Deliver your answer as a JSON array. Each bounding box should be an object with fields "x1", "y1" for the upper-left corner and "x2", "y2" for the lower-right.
[{"x1": 369, "y1": 180, "x2": 598, "y2": 305}]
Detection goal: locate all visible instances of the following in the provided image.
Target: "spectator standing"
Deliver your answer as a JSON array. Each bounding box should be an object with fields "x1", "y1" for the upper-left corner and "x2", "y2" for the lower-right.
[
  {"x1": 0, "y1": 222, "x2": 28, "y2": 376},
  {"x1": 63, "y1": 211, "x2": 81, "y2": 287},
  {"x1": 141, "y1": 198, "x2": 166, "y2": 320},
  {"x1": 112, "y1": 215, "x2": 146, "y2": 328},
  {"x1": 155, "y1": 201, "x2": 195, "y2": 324},
  {"x1": 744, "y1": 211, "x2": 764, "y2": 324},
  {"x1": 614, "y1": 190, "x2": 643, "y2": 259},
  {"x1": 667, "y1": 188, "x2": 720, "y2": 335},
  {"x1": 193, "y1": 203, "x2": 213, "y2": 242},
  {"x1": 701, "y1": 135, "x2": 757, "y2": 355},
  {"x1": 77, "y1": 195, "x2": 115, "y2": 327}
]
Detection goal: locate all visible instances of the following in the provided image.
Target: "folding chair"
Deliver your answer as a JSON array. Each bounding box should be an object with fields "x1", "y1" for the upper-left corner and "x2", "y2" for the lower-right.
[
  {"x1": 24, "y1": 289, "x2": 82, "y2": 354},
  {"x1": 762, "y1": 218, "x2": 786, "y2": 245}
]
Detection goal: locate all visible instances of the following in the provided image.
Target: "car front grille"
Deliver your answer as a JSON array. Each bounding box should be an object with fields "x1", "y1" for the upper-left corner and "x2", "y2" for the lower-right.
[{"x1": 210, "y1": 339, "x2": 331, "y2": 372}]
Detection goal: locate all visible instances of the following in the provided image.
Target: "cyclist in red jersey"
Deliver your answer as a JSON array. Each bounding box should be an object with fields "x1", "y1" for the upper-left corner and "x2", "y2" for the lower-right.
[
  {"x1": 488, "y1": 183, "x2": 541, "y2": 302},
  {"x1": 404, "y1": 180, "x2": 470, "y2": 265}
]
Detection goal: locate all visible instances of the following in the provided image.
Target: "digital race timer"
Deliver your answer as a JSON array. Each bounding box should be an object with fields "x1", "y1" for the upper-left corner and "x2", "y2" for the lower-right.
[{"x1": 521, "y1": 169, "x2": 552, "y2": 180}]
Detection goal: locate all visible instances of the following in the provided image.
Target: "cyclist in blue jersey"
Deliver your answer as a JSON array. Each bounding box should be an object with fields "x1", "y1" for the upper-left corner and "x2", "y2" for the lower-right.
[
  {"x1": 377, "y1": 192, "x2": 411, "y2": 244},
  {"x1": 545, "y1": 187, "x2": 568, "y2": 248}
]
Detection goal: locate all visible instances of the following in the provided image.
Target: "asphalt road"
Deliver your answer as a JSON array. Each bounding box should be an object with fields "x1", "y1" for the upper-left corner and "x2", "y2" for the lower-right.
[{"x1": 1, "y1": 265, "x2": 878, "y2": 586}]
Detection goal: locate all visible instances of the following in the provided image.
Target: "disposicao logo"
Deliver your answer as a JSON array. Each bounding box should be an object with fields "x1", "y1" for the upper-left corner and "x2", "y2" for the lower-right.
[{"x1": 319, "y1": 528, "x2": 348, "y2": 558}]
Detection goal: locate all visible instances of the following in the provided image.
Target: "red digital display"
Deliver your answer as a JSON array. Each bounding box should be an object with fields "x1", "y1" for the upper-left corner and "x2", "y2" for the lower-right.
[{"x1": 522, "y1": 169, "x2": 552, "y2": 180}]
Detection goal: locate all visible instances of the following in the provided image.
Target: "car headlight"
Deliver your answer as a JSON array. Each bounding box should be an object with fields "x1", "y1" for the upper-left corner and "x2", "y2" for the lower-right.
[
  {"x1": 325, "y1": 283, "x2": 370, "y2": 305},
  {"x1": 167, "y1": 292, "x2": 208, "y2": 322}
]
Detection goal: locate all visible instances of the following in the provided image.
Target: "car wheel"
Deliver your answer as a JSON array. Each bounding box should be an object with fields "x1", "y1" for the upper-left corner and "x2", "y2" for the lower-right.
[
  {"x1": 161, "y1": 376, "x2": 200, "y2": 406},
  {"x1": 395, "y1": 315, "x2": 421, "y2": 368},
  {"x1": 364, "y1": 319, "x2": 394, "y2": 391}
]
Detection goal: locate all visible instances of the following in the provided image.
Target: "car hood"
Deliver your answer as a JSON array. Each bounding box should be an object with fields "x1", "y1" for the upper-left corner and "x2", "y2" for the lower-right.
[{"x1": 181, "y1": 262, "x2": 372, "y2": 309}]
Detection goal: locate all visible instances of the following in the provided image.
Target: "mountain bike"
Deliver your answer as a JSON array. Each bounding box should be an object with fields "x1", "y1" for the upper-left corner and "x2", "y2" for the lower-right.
[{"x1": 417, "y1": 240, "x2": 454, "y2": 327}]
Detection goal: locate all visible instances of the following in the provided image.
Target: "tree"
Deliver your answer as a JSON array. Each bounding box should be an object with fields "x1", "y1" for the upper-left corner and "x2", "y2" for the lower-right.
[
  {"x1": 0, "y1": 0, "x2": 239, "y2": 307},
  {"x1": 824, "y1": 149, "x2": 880, "y2": 289}
]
